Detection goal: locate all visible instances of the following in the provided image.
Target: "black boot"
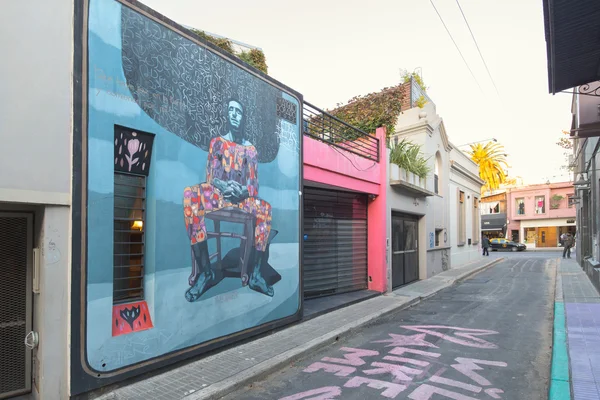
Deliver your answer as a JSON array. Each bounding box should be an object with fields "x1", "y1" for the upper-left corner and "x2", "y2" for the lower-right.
[
  {"x1": 185, "y1": 242, "x2": 222, "y2": 302},
  {"x1": 248, "y1": 248, "x2": 274, "y2": 297}
]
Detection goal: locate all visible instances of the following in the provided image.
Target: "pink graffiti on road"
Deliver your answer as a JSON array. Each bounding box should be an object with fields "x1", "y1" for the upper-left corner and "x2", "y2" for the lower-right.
[
  {"x1": 399, "y1": 326, "x2": 500, "y2": 349},
  {"x1": 281, "y1": 325, "x2": 508, "y2": 399}
]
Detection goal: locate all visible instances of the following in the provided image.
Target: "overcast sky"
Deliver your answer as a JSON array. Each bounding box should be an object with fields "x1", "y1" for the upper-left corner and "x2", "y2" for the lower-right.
[{"x1": 139, "y1": 0, "x2": 573, "y2": 185}]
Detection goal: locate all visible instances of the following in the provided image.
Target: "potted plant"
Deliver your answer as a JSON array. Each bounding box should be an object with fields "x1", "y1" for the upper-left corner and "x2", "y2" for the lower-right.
[
  {"x1": 550, "y1": 194, "x2": 564, "y2": 209},
  {"x1": 389, "y1": 138, "x2": 431, "y2": 185}
]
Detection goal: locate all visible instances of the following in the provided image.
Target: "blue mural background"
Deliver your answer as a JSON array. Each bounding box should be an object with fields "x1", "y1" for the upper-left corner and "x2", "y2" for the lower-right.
[{"x1": 86, "y1": 0, "x2": 301, "y2": 371}]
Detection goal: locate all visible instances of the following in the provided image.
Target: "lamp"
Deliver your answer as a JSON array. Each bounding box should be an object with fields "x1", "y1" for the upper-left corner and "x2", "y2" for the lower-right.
[
  {"x1": 132, "y1": 220, "x2": 144, "y2": 230},
  {"x1": 574, "y1": 173, "x2": 590, "y2": 190}
]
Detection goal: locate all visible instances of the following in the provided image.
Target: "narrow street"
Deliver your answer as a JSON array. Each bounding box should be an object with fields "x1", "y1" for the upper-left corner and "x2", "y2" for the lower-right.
[{"x1": 224, "y1": 254, "x2": 557, "y2": 399}]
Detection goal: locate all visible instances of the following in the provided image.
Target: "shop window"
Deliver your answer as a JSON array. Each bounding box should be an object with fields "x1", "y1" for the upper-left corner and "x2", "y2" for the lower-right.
[
  {"x1": 458, "y1": 190, "x2": 466, "y2": 245},
  {"x1": 113, "y1": 125, "x2": 155, "y2": 304},
  {"x1": 482, "y1": 201, "x2": 500, "y2": 215},
  {"x1": 472, "y1": 197, "x2": 479, "y2": 244},
  {"x1": 535, "y1": 196, "x2": 545, "y2": 214},
  {"x1": 516, "y1": 198, "x2": 525, "y2": 215}
]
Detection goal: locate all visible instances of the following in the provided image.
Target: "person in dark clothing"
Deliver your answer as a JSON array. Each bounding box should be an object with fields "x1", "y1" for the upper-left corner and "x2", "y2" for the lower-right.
[
  {"x1": 562, "y1": 233, "x2": 574, "y2": 259},
  {"x1": 482, "y1": 236, "x2": 490, "y2": 256}
]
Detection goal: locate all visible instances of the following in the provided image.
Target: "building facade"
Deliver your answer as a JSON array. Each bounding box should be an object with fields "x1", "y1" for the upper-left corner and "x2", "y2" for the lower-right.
[
  {"x1": 507, "y1": 182, "x2": 576, "y2": 247},
  {"x1": 0, "y1": 1, "x2": 391, "y2": 398},
  {"x1": 387, "y1": 101, "x2": 483, "y2": 287},
  {"x1": 569, "y1": 82, "x2": 600, "y2": 289},
  {"x1": 480, "y1": 191, "x2": 508, "y2": 240},
  {"x1": 448, "y1": 145, "x2": 486, "y2": 266}
]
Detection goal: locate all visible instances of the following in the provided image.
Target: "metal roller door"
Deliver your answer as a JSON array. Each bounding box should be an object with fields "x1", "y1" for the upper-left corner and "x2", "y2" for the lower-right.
[{"x1": 303, "y1": 187, "x2": 368, "y2": 299}]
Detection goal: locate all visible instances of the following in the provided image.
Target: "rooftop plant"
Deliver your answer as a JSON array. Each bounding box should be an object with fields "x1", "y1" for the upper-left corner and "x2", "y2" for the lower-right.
[{"x1": 190, "y1": 29, "x2": 269, "y2": 74}]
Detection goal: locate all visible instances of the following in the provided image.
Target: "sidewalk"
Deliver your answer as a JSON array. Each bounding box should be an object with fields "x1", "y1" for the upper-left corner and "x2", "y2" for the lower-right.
[
  {"x1": 552, "y1": 257, "x2": 600, "y2": 399},
  {"x1": 97, "y1": 257, "x2": 504, "y2": 400},
  {"x1": 528, "y1": 247, "x2": 564, "y2": 252}
]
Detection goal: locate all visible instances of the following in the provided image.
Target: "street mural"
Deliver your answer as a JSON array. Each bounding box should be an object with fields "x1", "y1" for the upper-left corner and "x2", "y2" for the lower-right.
[
  {"x1": 282, "y1": 325, "x2": 508, "y2": 399},
  {"x1": 83, "y1": 0, "x2": 301, "y2": 374},
  {"x1": 183, "y1": 99, "x2": 279, "y2": 301}
]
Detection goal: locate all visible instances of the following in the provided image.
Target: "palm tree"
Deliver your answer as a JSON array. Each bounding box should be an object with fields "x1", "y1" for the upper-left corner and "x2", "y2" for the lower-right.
[{"x1": 467, "y1": 142, "x2": 509, "y2": 192}]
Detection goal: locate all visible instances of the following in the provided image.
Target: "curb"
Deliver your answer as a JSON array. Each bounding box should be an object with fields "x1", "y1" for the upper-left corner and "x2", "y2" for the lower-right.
[
  {"x1": 549, "y1": 259, "x2": 572, "y2": 400},
  {"x1": 187, "y1": 257, "x2": 505, "y2": 400}
]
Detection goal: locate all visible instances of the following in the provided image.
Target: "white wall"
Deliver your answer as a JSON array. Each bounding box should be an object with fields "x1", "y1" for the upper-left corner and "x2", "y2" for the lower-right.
[
  {"x1": 448, "y1": 146, "x2": 484, "y2": 266},
  {"x1": 35, "y1": 206, "x2": 70, "y2": 399},
  {"x1": 0, "y1": 0, "x2": 73, "y2": 206},
  {"x1": 392, "y1": 104, "x2": 452, "y2": 278},
  {"x1": 0, "y1": 1, "x2": 73, "y2": 398}
]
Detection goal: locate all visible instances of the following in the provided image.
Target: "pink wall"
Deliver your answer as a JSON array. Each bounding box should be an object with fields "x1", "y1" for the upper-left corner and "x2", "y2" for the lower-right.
[
  {"x1": 303, "y1": 136, "x2": 381, "y2": 195},
  {"x1": 303, "y1": 128, "x2": 388, "y2": 292},
  {"x1": 507, "y1": 183, "x2": 575, "y2": 221},
  {"x1": 504, "y1": 183, "x2": 575, "y2": 240}
]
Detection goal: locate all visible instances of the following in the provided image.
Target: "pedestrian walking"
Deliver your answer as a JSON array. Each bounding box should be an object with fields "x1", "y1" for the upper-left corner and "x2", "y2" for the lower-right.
[
  {"x1": 482, "y1": 235, "x2": 490, "y2": 256},
  {"x1": 562, "y1": 233, "x2": 574, "y2": 259}
]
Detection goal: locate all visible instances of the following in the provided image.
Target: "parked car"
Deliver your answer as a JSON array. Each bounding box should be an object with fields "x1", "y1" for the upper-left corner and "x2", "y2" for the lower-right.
[{"x1": 489, "y1": 238, "x2": 527, "y2": 252}]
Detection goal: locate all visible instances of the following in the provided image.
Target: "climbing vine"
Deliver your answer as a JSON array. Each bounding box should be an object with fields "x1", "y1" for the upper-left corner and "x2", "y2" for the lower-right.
[{"x1": 327, "y1": 84, "x2": 406, "y2": 137}]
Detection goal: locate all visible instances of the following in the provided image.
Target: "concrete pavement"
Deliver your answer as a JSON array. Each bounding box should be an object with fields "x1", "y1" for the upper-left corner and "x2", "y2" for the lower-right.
[{"x1": 96, "y1": 257, "x2": 503, "y2": 400}]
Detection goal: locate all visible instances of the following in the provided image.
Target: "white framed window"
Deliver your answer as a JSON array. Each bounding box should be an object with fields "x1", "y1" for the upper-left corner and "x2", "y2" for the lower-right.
[
  {"x1": 458, "y1": 190, "x2": 466, "y2": 245},
  {"x1": 535, "y1": 196, "x2": 545, "y2": 214}
]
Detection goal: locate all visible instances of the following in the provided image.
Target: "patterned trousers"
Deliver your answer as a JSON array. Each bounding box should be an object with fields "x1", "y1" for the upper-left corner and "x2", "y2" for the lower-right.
[{"x1": 183, "y1": 183, "x2": 272, "y2": 252}]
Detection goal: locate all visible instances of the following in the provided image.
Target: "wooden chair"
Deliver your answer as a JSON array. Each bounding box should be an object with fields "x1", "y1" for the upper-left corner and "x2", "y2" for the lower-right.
[{"x1": 204, "y1": 207, "x2": 256, "y2": 286}]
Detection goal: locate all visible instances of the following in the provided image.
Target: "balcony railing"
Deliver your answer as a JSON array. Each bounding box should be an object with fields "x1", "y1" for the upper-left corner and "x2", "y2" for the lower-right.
[
  {"x1": 410, "y1": 77, "x2": 433, "y2": 109},
  {"x1": 303, "y1": 101, "x2": 379, "y2": 162}
]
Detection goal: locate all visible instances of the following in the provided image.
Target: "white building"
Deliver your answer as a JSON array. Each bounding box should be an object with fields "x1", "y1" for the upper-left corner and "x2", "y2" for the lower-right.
[{"x1": 387, "y1": 99, "x2": 484, "y2": 291}]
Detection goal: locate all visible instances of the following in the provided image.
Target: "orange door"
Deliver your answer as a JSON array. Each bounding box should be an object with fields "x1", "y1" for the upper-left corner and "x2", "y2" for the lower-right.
[{"x1": 537, "y1": 228, "x2": 547, "y2": 247}]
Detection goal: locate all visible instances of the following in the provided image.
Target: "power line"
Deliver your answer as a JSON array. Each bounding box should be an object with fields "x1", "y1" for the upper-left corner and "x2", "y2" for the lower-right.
[
  {"x1": 429, "y1": 0, "x2": 484, "y2": 94},
  {"x1": 454, "y1": 0, "x2": 501, "y2": 98}
]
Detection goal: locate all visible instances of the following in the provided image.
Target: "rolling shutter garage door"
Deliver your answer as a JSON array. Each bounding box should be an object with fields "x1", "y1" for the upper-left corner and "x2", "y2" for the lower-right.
[{"x1": 303, "y1": 187, "x2": 368, "y2": 299}]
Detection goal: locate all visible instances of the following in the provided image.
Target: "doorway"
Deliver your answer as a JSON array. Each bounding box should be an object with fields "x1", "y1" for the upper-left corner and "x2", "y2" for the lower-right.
[
  {"x1": 537, "y1": 227, "x2": 557, "y2": 247},
  {"x1": 0, "y1": 213, "x2": 32, "y2": 399},
  {"x1": 391, "y1": 213, "x2": 419, "y2": 288}
]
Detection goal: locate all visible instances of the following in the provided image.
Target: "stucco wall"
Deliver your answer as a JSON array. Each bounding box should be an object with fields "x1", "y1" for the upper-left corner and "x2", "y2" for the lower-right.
[
  {"x1": 391, "y1": 103, "x2": 453, "y2": 278},
  {"x1": 447, "y1": 144, "x2": 483, "y2": 267},
  {"x1": 0, "y1": 1, "x2": 73, "y2": 399},
  {"x1": 0, "y1": 0, "x2": 73, "y2": 205}
]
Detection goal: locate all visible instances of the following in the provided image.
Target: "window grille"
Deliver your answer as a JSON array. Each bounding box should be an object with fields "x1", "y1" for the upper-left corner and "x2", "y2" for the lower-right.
[{"x1": 113, "y1": 173, "x2": 146, "y2": 303}]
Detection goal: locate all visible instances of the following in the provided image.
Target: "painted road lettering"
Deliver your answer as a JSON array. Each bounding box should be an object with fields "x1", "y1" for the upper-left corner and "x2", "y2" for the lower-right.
[{"x1": 283, "y1": 325, "x2": 507, "y2": 399}]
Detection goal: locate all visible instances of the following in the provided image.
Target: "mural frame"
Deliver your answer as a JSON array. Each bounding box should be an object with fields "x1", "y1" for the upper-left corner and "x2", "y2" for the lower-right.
[{"x1": 70, "y1": 0, "x2": 304, "y2": 395}]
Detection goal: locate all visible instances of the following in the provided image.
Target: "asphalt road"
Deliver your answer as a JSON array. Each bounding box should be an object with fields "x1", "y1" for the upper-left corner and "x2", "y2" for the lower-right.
[{"x1": 222, "y1": 254, "x2": 557, "y2": 399}]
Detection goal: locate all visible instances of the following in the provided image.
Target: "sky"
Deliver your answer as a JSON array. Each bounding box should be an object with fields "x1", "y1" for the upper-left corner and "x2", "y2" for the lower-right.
[{"x1": 140, "y1": 0, "x2": 573, "y2": 185}]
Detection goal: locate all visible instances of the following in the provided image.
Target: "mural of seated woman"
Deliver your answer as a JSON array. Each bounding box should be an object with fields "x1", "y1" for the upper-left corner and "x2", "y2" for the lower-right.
[{"x1": 183, "y1": 99, "x2": 274, "y2": 301}]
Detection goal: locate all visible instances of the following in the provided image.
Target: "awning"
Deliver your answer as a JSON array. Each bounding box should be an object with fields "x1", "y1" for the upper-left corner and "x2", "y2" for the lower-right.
[
  {"x1": 481, "y1": 213, "x2": 507, "y2": 231},
  {"x1": 543, "y1": 0, "x2": 600, "y2": 93}
]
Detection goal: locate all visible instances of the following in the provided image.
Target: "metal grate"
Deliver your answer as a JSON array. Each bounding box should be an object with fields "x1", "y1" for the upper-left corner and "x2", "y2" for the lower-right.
[
  {"x1": 113, "y1": 173, "x2": 146, "y2": 303},
  {"x1": 303, "y1": 187, "x2": 368, "y2": 299},
  {"x1": 0, "y1": 216, "x2": 28, "y2": 398},
  {"x1": 303, "y1": 101, "x2": 380, "y2": 162}
]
